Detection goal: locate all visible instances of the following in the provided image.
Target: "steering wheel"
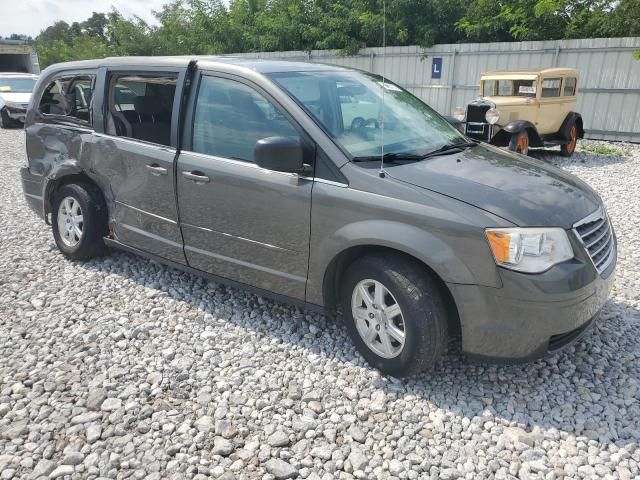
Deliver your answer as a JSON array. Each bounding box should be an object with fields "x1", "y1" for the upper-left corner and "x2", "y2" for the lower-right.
[
  {"x1": 351, "y1": 117, "x2": 366, "y2": 130},
  {"x1": 351, "y1": 117, "x2": 380, "y2": 130},
  {"x1": 366, "y1": 118, "x2": 380, "y2": 129}
]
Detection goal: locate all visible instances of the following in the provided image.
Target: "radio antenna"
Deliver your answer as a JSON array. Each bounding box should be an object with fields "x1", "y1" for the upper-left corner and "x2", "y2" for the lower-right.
[{"x1": 378, "y1": 0, "x2": 386, "y2": 178}]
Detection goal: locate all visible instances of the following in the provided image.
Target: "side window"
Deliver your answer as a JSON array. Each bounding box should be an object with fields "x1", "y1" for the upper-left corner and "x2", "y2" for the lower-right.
[
  {"x1": 482, "y1": 80, "x2": 496, "y2": 96},
  {"x1": 497, "y1": 80, "x2": 512, "y2": 96},
  {"x1": 39, "y1": 75, "x2": 95, "y2": 124},
  {"x1": 541, "y1": 78, "x2": 561, "y2": 98},
  {"x1": 192, "y1": 76, "x2": 299, "y2": 163},
  {"x1": 563, "y1": 77, "x2": 576, "y2": 97},
  {"x1": 106, "y1": 74, "x2": 177, "y2": 147}
]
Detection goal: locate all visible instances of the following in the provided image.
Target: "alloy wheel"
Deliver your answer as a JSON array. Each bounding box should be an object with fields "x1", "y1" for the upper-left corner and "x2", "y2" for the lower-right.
[
  {"x1": 351, "y1": 279, "x2": 406, "y2": 358},
  {"x1": 57, "y1": 196, "x2": 84, "y2": 247}
]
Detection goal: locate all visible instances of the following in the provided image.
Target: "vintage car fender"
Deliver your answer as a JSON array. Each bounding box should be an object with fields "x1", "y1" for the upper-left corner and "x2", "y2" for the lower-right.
[
  {"x1": 490, "y1": 120, "x2": 544, "y2": 147},
  {"x1": 443, "y1": 115, "x2": 463, "y2": 128},
  {"x1": 559, "y1": 112, "x2": 585, "y2": 140}
]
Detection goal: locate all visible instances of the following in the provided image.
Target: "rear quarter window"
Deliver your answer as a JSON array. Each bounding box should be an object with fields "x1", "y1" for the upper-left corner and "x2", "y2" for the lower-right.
[
  {"x1": 563, "y1": 77, "x2": 577, "y2": 96},
  {"x1": 38, "y1": 75, "x2": 95, "y2": 125}
]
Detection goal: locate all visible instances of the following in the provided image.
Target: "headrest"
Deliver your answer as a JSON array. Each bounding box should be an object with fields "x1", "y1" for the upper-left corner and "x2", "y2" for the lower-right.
[{"x1": 134, "y1": 96, "x2": 163, "y2": 116}]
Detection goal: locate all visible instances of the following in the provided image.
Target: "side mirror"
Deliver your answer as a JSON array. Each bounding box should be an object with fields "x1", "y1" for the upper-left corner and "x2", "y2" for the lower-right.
[{"x1": 255, "y1": 136, "x2": 306, "y2": 173}]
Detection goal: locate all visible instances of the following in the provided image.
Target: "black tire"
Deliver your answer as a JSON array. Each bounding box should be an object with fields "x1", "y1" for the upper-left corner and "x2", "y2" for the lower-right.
[
  {"x1": 51, "y1": 183, "x2": 108, "y2": 260},
  {"x1": 340, "y1": 254, "x2": 448, "y2": 377},
  {"x1": 560, "y1": 123, "x2": 578, "y2": 157},
  {"x1": 508, "y1": 130, "x2": 529, "y2": 155}
]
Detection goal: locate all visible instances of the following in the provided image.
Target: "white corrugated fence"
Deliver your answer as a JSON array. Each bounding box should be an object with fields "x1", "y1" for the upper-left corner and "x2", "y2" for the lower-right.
[{"x1": 233, "y1": 37, "x2": 640, "y2": 143}]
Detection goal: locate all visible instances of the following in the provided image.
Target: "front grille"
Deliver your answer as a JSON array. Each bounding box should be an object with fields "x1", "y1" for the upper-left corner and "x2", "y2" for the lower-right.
[
  {"x1": 574, "y1": 209, "x2": 615, "y2": 274},
  {"x1": 466, "y1": 104, "x2": 490, "y2": 123},
  {"x1": 465, "y1": 122, "x2": 491, "y2": 141},
  {"x1": 464, "y1": 103, "x2": 492, "y2": 141}
]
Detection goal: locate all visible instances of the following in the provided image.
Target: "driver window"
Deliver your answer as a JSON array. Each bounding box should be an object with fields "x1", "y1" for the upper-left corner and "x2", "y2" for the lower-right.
[
  {"x1": 192, "y1": 76, "x2": 299, "y2": 163},
  {"x1": 541, "y1": 78, "x2": 561, "y2": 97}
]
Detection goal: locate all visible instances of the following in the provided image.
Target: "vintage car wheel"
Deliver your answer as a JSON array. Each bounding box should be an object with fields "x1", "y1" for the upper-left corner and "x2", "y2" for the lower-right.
[
  {"x1": 561, "y1": 124, "x2": 578, "y2": 157},
  {"x1": 509, "y1": 131, "x2": 529, "y2": 155}
]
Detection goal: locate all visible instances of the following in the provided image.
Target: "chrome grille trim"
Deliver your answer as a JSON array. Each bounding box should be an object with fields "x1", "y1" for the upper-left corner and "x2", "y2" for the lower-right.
[{"x1": 573, "y1": 207, "x2": 615, "y2": 274}]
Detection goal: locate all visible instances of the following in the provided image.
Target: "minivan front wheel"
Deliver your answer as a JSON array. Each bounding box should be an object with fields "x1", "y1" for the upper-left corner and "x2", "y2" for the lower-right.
[
  {"x1": 341, "y1": 255, "x2": 448, "y2": 377},
  {"x1": 51, "y1": 184, "x2": 108, "y2": 260}
]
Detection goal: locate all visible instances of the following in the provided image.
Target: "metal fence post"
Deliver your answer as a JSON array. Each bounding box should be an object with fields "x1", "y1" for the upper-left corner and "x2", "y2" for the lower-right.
[
  {"x1": 446, "y1": 49, "x2": 458, "y2": 114},
  {"x1": 553, "y1": 44, "x2": 560, "y2": 67}
]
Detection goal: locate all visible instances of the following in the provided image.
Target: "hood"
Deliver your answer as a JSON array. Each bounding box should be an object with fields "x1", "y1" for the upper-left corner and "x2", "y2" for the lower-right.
[
  {"x1": 0, "y1": 92, "x2": 32, "y2": 104},
  {"x1": 484, "y1": 96, "x2": 535, "y2": 108},
  {"x1": 386, "y1": 145, "x2": 601, "y2": 228}
]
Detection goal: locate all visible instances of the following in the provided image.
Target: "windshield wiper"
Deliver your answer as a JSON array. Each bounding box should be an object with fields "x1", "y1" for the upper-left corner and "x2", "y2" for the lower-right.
[
  {"x1": 422, "y1": 141, "x2": 478, "y2": 159},
  {"x1": 351, "y1": 152, "x2": 426, "y2": 163},
  {"x1": 352, "y1": 142, "x2": 478, "y2": 163}
]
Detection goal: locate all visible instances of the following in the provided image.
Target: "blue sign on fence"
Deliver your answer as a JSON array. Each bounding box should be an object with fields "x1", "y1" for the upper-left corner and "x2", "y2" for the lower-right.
[{"x1": 432, "y1": 58, "x2": 442, "y2": 79}]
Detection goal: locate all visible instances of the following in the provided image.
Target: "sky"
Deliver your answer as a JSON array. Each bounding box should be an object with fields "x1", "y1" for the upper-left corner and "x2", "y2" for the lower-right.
[{"x1": 1, "y1": 0, "x2": 170, "y2": 38}]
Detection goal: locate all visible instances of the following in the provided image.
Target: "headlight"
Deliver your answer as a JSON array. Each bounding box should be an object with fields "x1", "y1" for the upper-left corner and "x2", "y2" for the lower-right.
[
  {"x1": 485, "y1": 108, "x2": 500, "y2": 124},
  {"x1": 453, "y1": 106, "x2": 465, "y2": 122},
  {"x1": 485, "y1": 228, "x2": 573, "y2": 273}
]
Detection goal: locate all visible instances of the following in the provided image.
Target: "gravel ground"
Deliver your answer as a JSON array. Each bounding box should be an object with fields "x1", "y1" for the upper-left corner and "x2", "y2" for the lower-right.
[{"x1": 0, "y1": 127, "x2": 639, "y2": 480}]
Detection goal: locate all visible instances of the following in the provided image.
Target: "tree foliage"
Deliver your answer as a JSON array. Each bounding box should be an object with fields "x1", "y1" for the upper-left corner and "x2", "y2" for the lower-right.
[{"x1": 29, "y1": 0, "x2": 640, "y2": 68}]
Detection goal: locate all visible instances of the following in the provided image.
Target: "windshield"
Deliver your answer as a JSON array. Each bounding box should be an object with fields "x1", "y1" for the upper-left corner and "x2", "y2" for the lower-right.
[
  {"x1": 0, "y1": 77, "x2": 37, "y2": 93},
  {"x1": 269, "y1": 70, "x2": 465, "y2": 159},
  {"x1": 482, "y1": 79, "x2": 536, "y2": 98}
]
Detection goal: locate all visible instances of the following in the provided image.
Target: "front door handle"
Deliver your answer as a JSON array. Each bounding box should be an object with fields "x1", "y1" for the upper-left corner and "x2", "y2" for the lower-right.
[
  {"x1": 181, "y1": 171, "x2": 210, "y2": 183},
  {"x1": 145, "y1": 164, "x2": 168, "y2": 176}
]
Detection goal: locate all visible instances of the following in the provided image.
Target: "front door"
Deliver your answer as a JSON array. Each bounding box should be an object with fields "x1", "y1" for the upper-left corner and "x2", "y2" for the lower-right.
[
  {"x1": 537, "y1": 76, "x2": 564, "y2": 135},
  {"x1": 176, "y1": 74, "x2": 313, "y2": 300},
  {"x1": 94, "y1": 69, "x2": 187, "y2": 264}
]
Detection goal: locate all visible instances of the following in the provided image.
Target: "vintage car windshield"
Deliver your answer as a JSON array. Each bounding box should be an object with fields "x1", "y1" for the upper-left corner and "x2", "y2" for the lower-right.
[
  {"x1": 0, "y1": 77, "x2": 37, "y2": 93},
  {"x1": 482, "y1": 79, "x2": 537, "y2": 98},
  {"x1": 269, "y1": 70, "x2": 464, "y2": 159}
]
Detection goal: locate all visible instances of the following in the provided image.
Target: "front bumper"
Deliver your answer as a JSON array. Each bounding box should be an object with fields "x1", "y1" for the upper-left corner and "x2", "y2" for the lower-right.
[
  {"x1": 3, "y1": 106, "x2": 27, "y2": 123},
  {"x1": 448, "y1": 237, "x2": 616, "y2": 362}
]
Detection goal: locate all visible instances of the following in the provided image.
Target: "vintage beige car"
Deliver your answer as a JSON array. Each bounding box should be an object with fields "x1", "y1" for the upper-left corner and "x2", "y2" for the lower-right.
[{"x1": 453, "y1": 68, "x2": 584, "y2": 156}]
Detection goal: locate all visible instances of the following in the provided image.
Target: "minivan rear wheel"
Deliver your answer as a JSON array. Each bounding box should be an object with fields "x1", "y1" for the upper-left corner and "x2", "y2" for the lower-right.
[
  {"x1": 341, "y1": 254, "x2": 448, "y2": 377},
  {"x1": 51, "y1": 184, "x2": 108, "y2": 260}
]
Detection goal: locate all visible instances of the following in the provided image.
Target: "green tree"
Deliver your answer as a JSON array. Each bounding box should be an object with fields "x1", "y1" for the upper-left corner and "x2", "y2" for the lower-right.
[{"x1": 31, "y1": 0, "x2": 638, "y2": 68}]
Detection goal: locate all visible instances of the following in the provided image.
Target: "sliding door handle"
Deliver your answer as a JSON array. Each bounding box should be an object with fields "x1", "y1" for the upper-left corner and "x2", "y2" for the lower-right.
[
  {"x1": 145, "y1": 164, "x2": 168, "y2": 176},
  {"x1": 181, "y1": 170, "x2": 210, "y2": 183}
]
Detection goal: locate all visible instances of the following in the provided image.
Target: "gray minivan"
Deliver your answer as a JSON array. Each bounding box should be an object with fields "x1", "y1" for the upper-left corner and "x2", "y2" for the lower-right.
[{"x1": 21, "y1": 57, "x2": 616, "y2": 376}]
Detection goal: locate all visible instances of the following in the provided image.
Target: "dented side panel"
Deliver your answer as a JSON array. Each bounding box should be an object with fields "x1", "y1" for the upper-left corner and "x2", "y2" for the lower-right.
[
  {"x1": 23, "y1": 64, "x2": 187, "y2": 265},
  {"x1": 93, "y1": 134, "x2": 184, "y2": 264}
]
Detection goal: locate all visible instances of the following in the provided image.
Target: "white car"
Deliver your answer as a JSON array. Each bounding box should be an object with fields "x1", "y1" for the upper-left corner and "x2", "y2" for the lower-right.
[{"x1": 0, "y1": 73, "x2": 38, "y2": 128}]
